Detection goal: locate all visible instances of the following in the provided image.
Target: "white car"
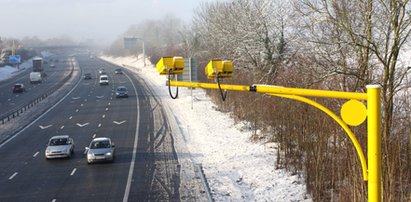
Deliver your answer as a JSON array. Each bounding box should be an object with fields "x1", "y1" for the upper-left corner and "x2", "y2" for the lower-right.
[
  {"x1": 85, "y1": 137, "x2": 115, "y2": 164},
  {"x1": 45, "y1": 135, "x2": 74, "y2": 159},
  {"x1": 99, "y1": 75, "x2": 109, "y2": 85},
  {"x1": 29, "y1": 72, "x2": 42, "y2": 83}
]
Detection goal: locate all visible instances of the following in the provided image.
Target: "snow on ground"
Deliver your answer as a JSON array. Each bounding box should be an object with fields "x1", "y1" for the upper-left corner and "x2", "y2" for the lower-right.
[
  {"x1": 0, "y1": 59, "x2": 32, "y2": 81},
  {"x1": 101, "y1": 55, "x2": 311, "y2": 202},
  {"x1": 0, "y1": 66, "x2": 18, "y2": 81}
]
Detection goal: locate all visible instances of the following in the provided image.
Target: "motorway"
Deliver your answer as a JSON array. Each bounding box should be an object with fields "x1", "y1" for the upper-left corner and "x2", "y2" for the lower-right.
[
  {"x1": 0, "y1": 53, "x2": 181, "y2": 201},
  {"x1": 0, "y1": 53, "x2": 72, "y2": 118}
]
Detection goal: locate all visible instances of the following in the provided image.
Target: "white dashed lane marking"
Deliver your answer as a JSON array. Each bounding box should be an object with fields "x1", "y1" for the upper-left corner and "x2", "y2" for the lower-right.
[
  {"x1": 60, "y1": 125, "x2": 65, "y2": 130},
  {"x1": 33, "y1": 152, "x2": 39, "y2": 157},
  {"x1": 70, "y1": 168, "x2": 77, "y2": 176},
  {"x1": 8, "y1": 172, "x2": 18, "y2": 180}
]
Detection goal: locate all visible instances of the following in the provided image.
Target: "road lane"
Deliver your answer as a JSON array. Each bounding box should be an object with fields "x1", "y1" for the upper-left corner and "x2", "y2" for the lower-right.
[
  {"x1": 0, "y1": 54, "x2": 74, "y2": 118},
  {"x1": 0, "y1": 53, "x2": 182, "y2": 201}
]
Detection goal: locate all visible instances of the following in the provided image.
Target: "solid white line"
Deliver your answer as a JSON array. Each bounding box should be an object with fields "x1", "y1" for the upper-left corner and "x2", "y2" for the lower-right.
[
  {"x1": 70, "y1": 168, "x2": 77, "y2": 176},
  {"x1": 33, "y1": 152, "x2": 39, "y2": 157},
  {"x1": 0, "y1": 62, "x2": 83, "y2": 149},
  {"x1": 123, "y1": 72, "x2": 140, "y2": 202},
  {"x1": 8, "y1": 172, "x2": 18, "y2": 180}
]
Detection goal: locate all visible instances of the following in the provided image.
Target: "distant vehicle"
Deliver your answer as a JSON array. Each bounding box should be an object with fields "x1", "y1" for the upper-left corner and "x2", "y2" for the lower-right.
[
  {"x1": 49, "y1": 64, "x2": 55, "y2": 68},
  {"x1": 45, "y1": 135, "x2": 74, "y2": 159},
  {"x1": 99, "y1": 75, "x2": 109, "y2": 85},
  {"x1": 114, "y1": 68, "x2": 123, "y2": 74},
  {"x1": 84, "y1": 73, "x2": 92, "y2": 80},
  {"x1": 32, "y1": 57, "x2": 43, "y2": 72},
  {"x1": 85, "y1": 137, "x2": 115, "y2": 164},
  {"x1": 30, "y1": 72, "x2": 42, "y2": 83},
  {"x1": 12, "y1": 83, "x2": 25, "y2": 93},
  {"x1": 99, "y1": 68, "x2": 105, "y2": 74},
  {"x1": 116, "y1": 86, "x2": 128, "y2": 98}
]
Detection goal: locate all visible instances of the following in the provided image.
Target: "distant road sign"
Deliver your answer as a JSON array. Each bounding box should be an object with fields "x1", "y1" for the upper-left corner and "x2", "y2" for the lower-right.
[
  {"x1": 123, "y1": 37, "x2": 138, "y2": 49},
  {"x1": 9, "y1": 55, "x2": 21, "y2": 64}
]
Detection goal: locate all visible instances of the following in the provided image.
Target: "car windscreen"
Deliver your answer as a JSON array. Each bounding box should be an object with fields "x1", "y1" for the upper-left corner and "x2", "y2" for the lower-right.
[
  {"x1": 49, "y1": 138, "x2": 68, "y2": 146},
  {"x1": 90, "y1": 140, "x2": 111, "y2": 149}
]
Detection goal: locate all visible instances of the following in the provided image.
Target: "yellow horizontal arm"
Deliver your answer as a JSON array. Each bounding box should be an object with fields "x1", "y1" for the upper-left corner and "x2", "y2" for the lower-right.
[{"x1": 169, "y1": 81, "x2": 368, "y2": 100}]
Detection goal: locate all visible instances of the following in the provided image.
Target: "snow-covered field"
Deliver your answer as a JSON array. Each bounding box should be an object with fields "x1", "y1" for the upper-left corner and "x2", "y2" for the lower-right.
[{"x1": 101, "y1": 55, "x2": 311, "y2": 202}]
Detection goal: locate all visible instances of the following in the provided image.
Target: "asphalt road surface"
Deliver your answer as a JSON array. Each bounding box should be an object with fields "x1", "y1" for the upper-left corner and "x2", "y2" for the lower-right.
[
  {"x1": 0, "y1": 54, "x2": 181, "y2": 201},
  {"x1": 0, "y1": 54, "x2": 73, "y2": 118}
]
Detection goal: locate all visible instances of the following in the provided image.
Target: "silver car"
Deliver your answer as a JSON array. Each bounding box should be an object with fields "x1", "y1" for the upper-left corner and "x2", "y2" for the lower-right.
[
  {"x1": 85, "y1": 137, "x2": 115, "y2": 164},
  {"x1": 45, "y1": 135, "x2": 74, "y2": 159}
]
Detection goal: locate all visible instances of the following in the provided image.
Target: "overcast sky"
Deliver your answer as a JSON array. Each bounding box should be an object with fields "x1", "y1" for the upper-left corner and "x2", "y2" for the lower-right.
[{"x1": 0, "y1": 0, "x2": 213, "y2": 45}]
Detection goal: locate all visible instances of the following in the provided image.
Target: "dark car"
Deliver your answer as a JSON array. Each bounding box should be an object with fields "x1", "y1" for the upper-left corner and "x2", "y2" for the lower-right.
[
  {"x1": 84, "y1": 73, "x2": 92, "y2": 80},
  {"x1": 115, "y1": 86, "x2": 128, "y2": 98},
  {"x1": 12, "y1": 83, "x2": 25, "y2": 93},
  {"x1": 114, "y1": 68, "x2": 123, "y2": 74}
]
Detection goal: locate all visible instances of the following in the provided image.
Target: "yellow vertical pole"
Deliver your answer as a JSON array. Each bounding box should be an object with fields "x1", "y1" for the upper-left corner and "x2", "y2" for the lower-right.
[
  {"x1": 12, "y1": 40, "x2": 15, "y2": 56},
  {"x1": 366, "y1": 85, "x2": 381, "y2": 202}
]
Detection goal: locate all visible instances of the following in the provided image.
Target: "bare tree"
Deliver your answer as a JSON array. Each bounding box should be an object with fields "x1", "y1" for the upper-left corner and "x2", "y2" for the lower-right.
[
  {"x1": 193, "y1": 0, "x2": 294, "y2": 83},
  {"x1": 295, "y1": 0, "x2": 411, "y2": 200}
]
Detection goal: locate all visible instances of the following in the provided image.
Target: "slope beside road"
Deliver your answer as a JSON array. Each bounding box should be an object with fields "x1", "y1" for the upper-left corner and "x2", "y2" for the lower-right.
[{"x1": 101, "y1": 55, "x2": 311, "y2": 202}]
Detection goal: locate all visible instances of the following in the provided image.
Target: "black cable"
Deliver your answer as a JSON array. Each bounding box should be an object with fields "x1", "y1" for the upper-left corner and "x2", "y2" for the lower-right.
[
  {"x1": 217, "y1": 73, "x2": 228, "y2": 101},
  {"x1": 168, "y1": 70, "x2": 178, "y2": 99}
]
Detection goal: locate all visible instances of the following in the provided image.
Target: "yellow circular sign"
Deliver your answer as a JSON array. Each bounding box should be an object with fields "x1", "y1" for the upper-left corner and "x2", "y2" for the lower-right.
[{"x1": 341, "y1": 99, "x2": 367, "y2": 126}]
